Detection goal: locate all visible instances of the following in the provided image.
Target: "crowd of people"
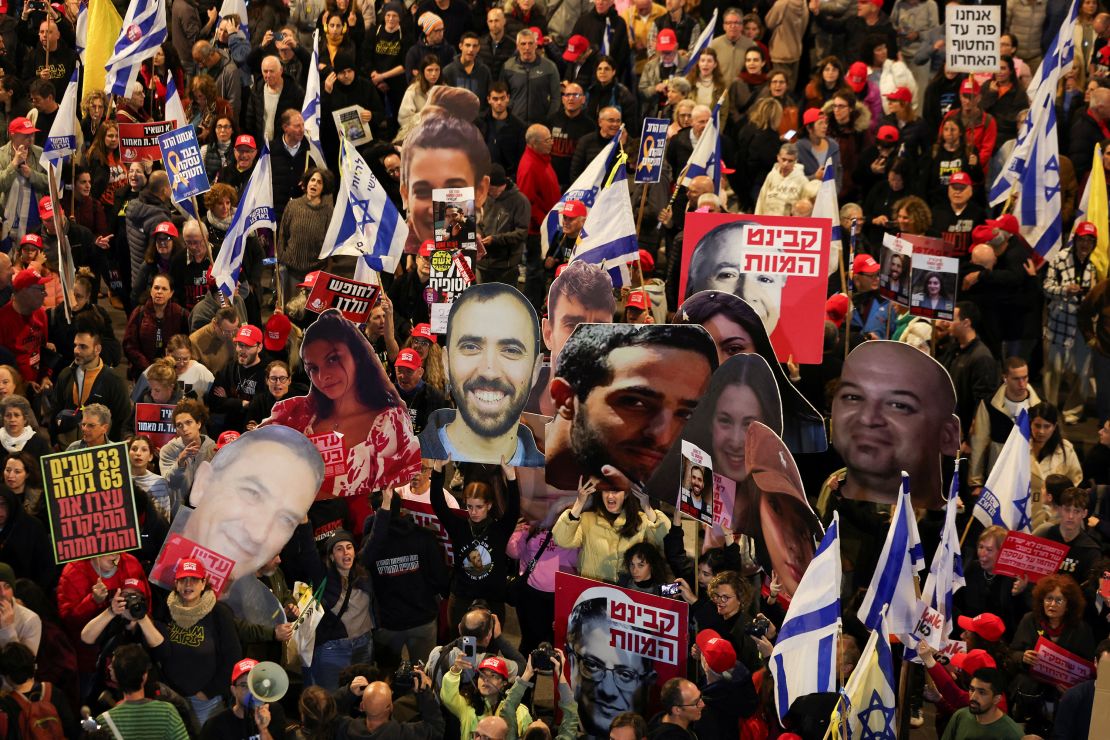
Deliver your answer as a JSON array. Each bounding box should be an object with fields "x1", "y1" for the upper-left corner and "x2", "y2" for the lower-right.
[{"x1": 0, "y1": 0, "x2": 1108, "y2": 739}]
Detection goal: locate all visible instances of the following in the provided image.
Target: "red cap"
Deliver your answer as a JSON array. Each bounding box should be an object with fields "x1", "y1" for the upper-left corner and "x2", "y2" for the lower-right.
[
  {"x1": 986, "y1": 214, "x2": 1020, "y2": 235},
  {"x1": 845, "y1": 62, "x2": 869, "y2": 93},
  {"x1": 477, "y1": 656, "x2": 509, "y2": 679},
  {"x1": 120, "y1": 576, "x2": 151, "y2": 601},
  {"x1": 418, "y1": 239, "x2": 435, "y2": 258},
  {"x1": 626, "y1": 290, "x2": 650, "y2": 311},
  {"x1": 638, "y1": 249, "x2": 655, "y2": 273},
  {"x1": 852, "y1": 253, "x2": 880, "y2": 275},
  {"x1": 234, "y1": 134, "x2": 257, "y2": 150},
  {"x1": 866, "y1": 0, "x2": 883, "y2": 5},
  {"x1": 803, "y1": 107, "x2": 823, "y2": 126},
  {"x1": 884, "y1": 86, "x2": 912, "y2": 103},
  {"x1": 12, "y1": 268, "x2": 50, "y2": 293},
  {"x1": 216, "y1": 430, "x2": 241, "y2": 449},
  {"x1": 562, "y1": 200, "x2": 587, "y2": 219},
  {"x1": 960, "y1": 77, "x2": 981, "y2": 95},
  {"x1": 950, "y1": 649, "x2": 997, "y2": 675},
  {"x1": 1076, "y1": 220, "x2": 1099, "y2": 238},
  {"x1": 696, "y1": 629, "x2": 737, "y2": 674},
  {"x1": 413, "y1": 323, "x2": 437, "y2": 343},
  {"x1": 19, "y1": 233, "x2": 44, "y2": 250},
  {"x1": 948, "y1": 171, "x2": 972, "y2": 188},
  {"x1": 876, "y1": 125, "x2": 900, "y2": 144},
  {"x1": 174, "y1": 558, "x2": 207, "y2": 580},
  {"x1": 234, "y1": 325, "x2": 263, "y2": 346},
  {"x1": 563, "y1": 34, "x2": 589, "y2": 62},
  {"x1": 957, "y1": 613, "x2": 1005, "y2": 642},
  {"x1": 264, "y1": 312, "x2": 292, "y2": 351},
  {"x1": 297, "y1": 271, "x2": 320, "y2": 289},
  {"x1": 396, "y1": 348, "x2": 423, "y2": 370},
  {"x1": 656, "y1": 28, "x2": 678, "y2": 52},
  {"x1": 529, "y1": 26, "x2": 546, "y2": 45},
  {"x1": 971, "y1": 224, "x2": 996, "y2": 245},
  {"x1": 231, "y1": 658, "x2": 258, "y2": 683},
  {"x1": 153, "y1": 221, "x2": 179, "y2": 238},
  {"x1": 7, "y1": 117, "x2": 38, "y2": 136},
  {"x1": 825, "y1": 293, "x2": 849, "y2": 326},
  {"x1": 38, "y1": 196, "x2": 60, "y2": 221}
]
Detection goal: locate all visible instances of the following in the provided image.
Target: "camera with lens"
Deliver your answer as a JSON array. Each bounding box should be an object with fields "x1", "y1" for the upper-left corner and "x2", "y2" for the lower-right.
[
  {"x1": 392, "y1": 660, "x2": 423, "y2": 695},
  {"x1": 745, "y1": 615, "x2": 771, "y2": 639},
  {"x1": 28, "y1": 0, "x2": 47, "y2": 11},
  {"x1": 530, "y1": 642, "x2": 556, "y2": 673},
  {"x1": 122, "y1": 591, "x2": 147, "y2": 620}
]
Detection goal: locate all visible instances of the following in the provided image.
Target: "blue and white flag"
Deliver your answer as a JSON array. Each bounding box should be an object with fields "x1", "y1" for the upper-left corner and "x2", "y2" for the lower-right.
[
  {"x1": 571, "y1": 152, "x2": 638, "y2": 287},
  {"x1": 540, "y1": 133, "x2": 621, "y2": 257},
  {"x1": 857, "y1": 473, "x2": 925, "y2": 635},
  {"x1": 76, "y1": 0, "x2": 88, "y2": 62},
  {"x1": 40, "y1": 66, "x2": 81, "y2": 169},
  {"x1": 103, "y1": 0, "x2": 168, "y2": 96},
  {"x1": 918, "y1": 462, "x2": 966, "y2": 650},
  {"x1": 681, "y1": 9, "x2": 717, "y2": 75},
  {"x1": 602, "y1": 17, "x2": 612, "y2": 55},
  {"x1": 301, "y1": 29, "x2": 328, "y2": 170},
  {"x1": 770, "y1": 512, "x2": 841, "y2": 722},
  {"x1": 219, "y1": 0, "x2": 250, "y2": 39},
  {"x1": 164, "y1": 74, "x2": 187, "y2": 128},
  {"x1": 681, "y1": 93, "x2": 724, "y2": 191},
  {"x1": 832, "y1": 609, "x2": 897, "y2": 740},
  {"x1": 212, "y1": 146, "x2": 275, "y2": 299},
  {"x1": 812, "y1": 157, "x2": 842, "y2": 276},
  {"x1": 1011, "y1": 94, "x2": 1065, "y2": 261},
  {"x1": 973, "y1": 409, "x2": 1033, "y2": 532},
  {"x1": 319, "y1": 138, "x2": 408, "y2": 273}
]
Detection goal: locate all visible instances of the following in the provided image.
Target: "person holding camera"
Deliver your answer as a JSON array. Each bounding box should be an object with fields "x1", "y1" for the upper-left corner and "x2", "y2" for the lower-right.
[
  {"x1": 442, "y1": 654, "x2": 532, "y2": 740},
  {"x1": 498, "y1": 648, "x2": 580, "y2": 740},
  {"x1": 336, "y1": 664, "x2": 443, "y2": 739},
  {"x1": 79, "y1": 576, "x2": 163, "y2": 706},
  {"x1": 199, "y1": 658, "x2": 288, "y2": 740}
]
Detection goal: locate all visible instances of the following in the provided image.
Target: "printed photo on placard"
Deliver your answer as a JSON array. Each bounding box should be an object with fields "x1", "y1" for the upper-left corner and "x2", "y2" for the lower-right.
[
  {"x1": 263, "y1": 309, "x2": 421, "y2": 498},
  {"x1": 677, "y1": 440, "x2": 714, "y2": 525},
  {"x1": 831, "y1": 340, "x2": 960, "y2": 509},
  {"x1": 545, "y1": 323, "x2": 717, "y2": 491},
  {"x1": 879, "y1": 234, "x2": 912, "y2": 306},
  {"x1": 675, "y1": 290, "x2": 826, "y2": 454},
  {"x1": 428, "y1": 248, "x2": 477, "y2": 333},
  {"x1": 433, "y1": 186, "x2": 478, "y2": 252},
  {"x1": 909, "y1": 253, "x2": 959, "y2": 320},
  {"x1": 678, "y1": 213, "x2": 831, "y2": 364},
  {"x1": 418, "y1": 283, "x2": 544, "y2": 466},
  {"x1": 554, "y1": 573, "x2": 688, "y2": 739}
]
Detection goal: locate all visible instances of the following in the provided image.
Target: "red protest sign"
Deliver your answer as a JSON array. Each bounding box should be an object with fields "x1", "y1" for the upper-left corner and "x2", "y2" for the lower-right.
[
  {"x1": 1030, "y1": 637, "x2": 1094, "y2": 690},
  {"x1": 992, "y1": 531, "x2": 1070, "y2": 582},
  {"x1": 149, "y1": 532, "x2": 235, "y2": 597},
  {"x1": 118, "y1": 120, "x2": 177, "y2": 163},
  {"x1": 134, "y1": 403, "x2": 177, "y2": 449},
  {"x1": 305, "y1": 272, "x2": 381, "y2": 323},
  {"x1": 308, "y1": 431, "x2": 350, "y2": 501}
]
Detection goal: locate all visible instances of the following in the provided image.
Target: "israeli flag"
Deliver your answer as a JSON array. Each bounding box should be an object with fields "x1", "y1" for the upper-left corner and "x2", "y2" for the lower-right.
[
  {"x1": 835, "y1": 609, "x2": 897, "y2": 740},
  {"x1": 571, "y1": 152, "x2": 639, "y2": 287},
  {"x1": 1012, "y1": 94, "x2": 1065, "y2": 261},
  {"x1": 76, "y1": 0, "x2": 88, "y2": 62},
  {"x1": 681, "y1": 93, "x2": 724, "y2": 191},
  {"x1": 219, "y1": 0, "x2": 250, "y2": 39},
  {"x1": 602, "y1": 17, "x2": 612, "y2": 55},
  {"x1": 301, "y1": 29, "x2": 328, "y2": 170},
  {"x1": 40, "y1": 66, "x2": 81, "y2": 169},
  {"x1": 319, "y1": 138, "x2": 408, "y2": 273},
  {"x1": 857, "y1": 473, "x2": 925, "y2": 635},
  {"x1": 918, "y1": 463, "x2": 966, "y2": 649},
  {"x1": 212, "y1": 146, "x2": 275, "y2": 300},
  {"x1": 164, "y1": 74, "x2": 187, "y2": 128},
  {"x1": 770, "y1": 512, "x2": 841, "y2": 722},
  {"x1": 540, "y1": 133, "x2": 622, "y2": 257},
  {"x1": 103, "y1": 0, "x2": 168, "y2": 96},
  {"x1": 681, "y1": 9, "x2": 717, "y2": 75},
  {"x1": 812, "y1": 157, "x2": 842, "y2": 276},
  {"x1": 973, "y1": 409, "x2": 1033, "y2": 533}
]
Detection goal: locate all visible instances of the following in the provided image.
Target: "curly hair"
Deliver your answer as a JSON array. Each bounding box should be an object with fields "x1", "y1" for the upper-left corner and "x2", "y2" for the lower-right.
[
  {"x1": 892, "y1": 195, "x2": 932, "y2": 235},
  {"x1": 1032, "y1": 574, "x2": 1086, "y2": 629},
  {"x1": 172, "y1": 397, "x2": 209, "y2": 427},
  {"x1": 203, "y1": 182, "x2": 239, "y2": 211},
  {"x1": 709, "y1": 570, "x2": 754, "y2": 611}
]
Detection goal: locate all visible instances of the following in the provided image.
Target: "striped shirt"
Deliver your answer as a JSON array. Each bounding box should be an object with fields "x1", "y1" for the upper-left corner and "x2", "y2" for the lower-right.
[{"x1": 97, "y1": 699, "x2": 189, "y2": 740}]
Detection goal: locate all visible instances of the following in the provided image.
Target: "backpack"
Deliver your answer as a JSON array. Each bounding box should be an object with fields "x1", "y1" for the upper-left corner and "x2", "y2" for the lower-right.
[{"x1": 2, "y1": 683, "x2": 65, "y2": 740}]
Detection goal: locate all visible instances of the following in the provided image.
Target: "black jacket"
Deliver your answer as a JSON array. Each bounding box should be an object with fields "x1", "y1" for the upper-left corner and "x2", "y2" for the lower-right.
[
  {"x1": 51, "y1": 360, "x2": 132, "y2": 442},
  {"x1": 360, "y1": 505, "x2": 450, "y2": 630},
  {"x1": 0, "y1": 487, "x2": 56, "y2": 591},
  {"x1": 476, "y1": 111, "x2": 527, "y2": 178},
  {"x1": 243, "y1": 75, "x2": 305, "y2": 146},
  {"x1": 269, "y1": 137, "x2": 310, "y2": 222}
]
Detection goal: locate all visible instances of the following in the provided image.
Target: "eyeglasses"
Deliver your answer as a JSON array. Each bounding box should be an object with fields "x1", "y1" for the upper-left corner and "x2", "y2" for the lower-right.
[
  {"x1": 677, "y1": 694, "x2": 705, "y2": 708},
  {"x1": 412, "y1": 338, "x2": 431, "y2": 348},
  {"x1": 831, "y1": 103, "x2": 850, "y2": 109},
  {"x1": 1043, "y1": 595, "x2": 1067, "y2": 604},
  {"x1": 562, "y1": 92, "x2": 583, "y2": 98},
  {"x1": 268, "y1": 375, "x2": 290, "y2": 383},
  {"x1": 572, "y1": 650, "x2": 650, "y2": 689},
  {"x1": 710, "y1": 593, "x2": 735, "y2": 604}
]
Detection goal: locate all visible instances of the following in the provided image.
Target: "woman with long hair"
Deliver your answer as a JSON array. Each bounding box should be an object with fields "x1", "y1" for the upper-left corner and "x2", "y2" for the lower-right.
[
  {"x1": 246, "y1": 360, "x2": 305, "y2": 430},
  {"x1": 131, "y1": 222, "x2": 183, "y2": 305},
  {"x1": 924, "y1": 116, "x2": 980, "y2": 204},
  {"x1": 891, "y1": 195, "x2": 933, "y2": 235},
  {"x1": 685, "y1": 48, "x2": 727, "y2": 120},
  {"x1": 823, "y1": 89, "x2": 872, "y2": 201},
  {"x1": 292, "y1": 687, "x2": 338, "y2": 740},
  {"x1": 189, "y1": 76, "x2": 234, "y2": 145},
  {"x1": 317, "y1": 0, "x2": 365, "y2": 51},
  {"x1": 5, "y1": 452, "x2": 45, "y2": 520},
  {"x1": 759, "y1": 69, "x2": 799, "y2": 137},
  {"x1": 727, "y1": 46, "x2": 769, "y2": 131},
  {"x1": 78, "y1": 90, "x2": 108, "y2": 150},
  {"x1": 396, "y1": 55, "x2": 444, "y2": 144},
  {"x1": 139, "y1": 43, "x2": 185, "y2": 121},
  {"x1": 910, "y1": 271, "x2": 954, "y2": 313},
  {"x1": 617, "y1": 542, "x2": 674, "y2": 596},
  {"x1": 317, "y1": 8, "x2": 359, "y2": 72},
  {"x1": 587, "y1": 55, "x2": 640, "y2": 128},
  {"x1": 1029, "y1": 402, "x2": 1084, "y2": 492},
  {"x1": 85, "y1": 122, "x2": 126, "y2": 210},
  {"x1": 797, "y1": 107, "x2": 842, "y2": 188},
  {"x1": 735, "y1": 97, "x2": 785, "y2": 210},
  {"x1": 278, "y1": 168, "x2": 335, "y2": 298},
  {"x1": 308, "y1": 529, "x2": 373, "y2": 690},
  {"x1": 124, "y1": 274, "x2": 190, "y2": 381},
  {"x1": 805, "y1": 56, "x2": 848, "y2": 110},
  {"x1": 200, "y1": 116, "x2": 237, "y2": 181}
]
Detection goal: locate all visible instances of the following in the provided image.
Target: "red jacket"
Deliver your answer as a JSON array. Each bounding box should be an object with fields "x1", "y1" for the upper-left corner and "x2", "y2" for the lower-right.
[
  {"x1": 56, "y1": 554, "x2": 150, "y2": 672},
  {"x1": 516, "y1": 146, "x2": 562, "y2": 235}
]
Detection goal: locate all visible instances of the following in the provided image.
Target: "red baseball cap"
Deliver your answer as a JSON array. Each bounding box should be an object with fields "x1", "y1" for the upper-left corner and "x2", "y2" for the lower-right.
[
  {"x1": 174, "y1": 558, "x2": 207, "y2": 580},
  {"x1": 19, "y1": 233, "x2": 44, "y2": 250},
  {"x1": 845, "y1": 62, "x2": 869, "y2": 93},
  {"x1": 562, "y1": 200, "x2": 587, "y2": 219},
  {"x1": 957, "y1": 613, "x2": 1005, "y2": 642},
  {"x1": 626, "y1": 290, "x2": 650, "y2": 311},
  {"x1": 656, "y1": 29, "x2": 678, "y2": 52},
  {"x1": 696, "y1": 629, "x2": 737, "y2": 674},
  {"x1": 948, "y1": 171, "x2": 972, "y2": 188},
  {"x1": 297, "y1": 271, "x2": 320, "y2": 289},
  {"x1": 121, "y1": 576, "x2": 151, "y2": 602},
  {"x1": 216, "y1": 430, "x2": 241, "y2": 449},
  {"x1": 419, "y1": 239, "x2": 436, "y2": 258},
  {"x1": 638, "y1": 249, "x2": 655, "y2": 273},
  {"x1": 529, "y1": 26, "x2": 546, "y2": 45},
  {"x1": 986, "y1": 214, "x2": 1020, "y2": 235},
  {"x1": 7, "y1": 117, "x2": 38, "y2": 136},
  {"x1": 884, "y1": 86, "x2": 912, "y2": 103},
  {"x1": 950, "y1": 649, "x2": 997, "y2": 675},
  {"x1": 852, "y1": 253, "x2": 880, "y2": 275},
  {"x1": 803, "y1": 108, "x2": 823, "y2": 126},
  {"x1": 231, "y1": 658, "x2": 258, "y2": 683},
  {"x1": 234, "y1": 134, "x2": 257, "y2": 150},
  {"x1": 12, "y1": 268, "x2": 50, "y2": 293},
  {"x1": 153, "y1": 221, "x2": 179, "y2": 238},
  {"x1": 1076, "y1": 220, "x2": 1099, "y2": 238},
  {"x1": 971, "y1": 224, "x2": 996, "y2": 245},
  {"x1": 413, "y1": 323, "x2": 436, "y2": 343},
  {"x1": 877, "y1": 125, "x2": 900, "y2": 144},
  {"x1": 478, "y1": 656, "x2": 509, "y2": 679},
  {"x1": 825, "y1": 293, "x2": 849, "y2": 326},
  {"x1": 38, "y1": 196, "x2": 60, "y2": 221},
  {"x1": 264, "y1": 312, "x2": 292, "y2": 351},
  {"x1": 396, "y1": 348, "x2": 423, "y2": 370},
  {"x1": 960, "y1": 77, "x2": 981, "y2": 95},
  {"x1": 563, "y1": 34, "x2": 589, "y2": 62},
  {"x1": 235, "y1": 325, "x2": 263, "y2": 346}
]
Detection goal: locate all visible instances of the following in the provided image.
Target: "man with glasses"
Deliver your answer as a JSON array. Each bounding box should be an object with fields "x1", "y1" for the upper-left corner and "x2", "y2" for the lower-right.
[
  {"x1": 207, "y1": 324, "x2": 267, "y2": 434},
  {"x1": 709, "y1": 9, "x2": 755, "y2": 83},
  {"x1": 550, "y1": 82, "x2": 593, "y2": 189},
  {"x1": 570, "y1": 106, "x2": 624, "y2": 181},
  {"x1": 647, "y1": 678, "x2": 704, "y2": 737}
]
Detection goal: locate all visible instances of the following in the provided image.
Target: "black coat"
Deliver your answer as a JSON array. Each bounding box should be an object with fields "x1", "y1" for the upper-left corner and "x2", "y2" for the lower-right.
[
  {"x1": 476, "y1": 111, "x2": 527, "y2": 178},
  {"x1": 0, "y1": 487, "x2": 56, "y2": 591},
  {"x1": 243, "y1": 75, "x2": 305, "y2": 145},
  {"x1": 269, "y1": 139, "x2": 310, "y2": 222}
]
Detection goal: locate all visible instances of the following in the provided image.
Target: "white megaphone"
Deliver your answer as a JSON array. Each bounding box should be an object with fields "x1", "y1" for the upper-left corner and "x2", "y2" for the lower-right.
[{"x1": 247, "y1": 662, "x2": 289, "y2": 706}]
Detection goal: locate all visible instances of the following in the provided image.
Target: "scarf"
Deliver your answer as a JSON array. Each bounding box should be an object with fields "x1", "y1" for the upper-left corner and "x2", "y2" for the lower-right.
[
  {"x1": 0, "y1": 426, "x2": 34, "y2": 453},
  {"x1": 167, "y1": 588, "x2": 217, "y2": 629},
  {"x1": 740, "y1": 71, "x2": 767, "y2": 86},
  {"x1": 207, "y1": 210, "x2": 233, "y2": 231}
]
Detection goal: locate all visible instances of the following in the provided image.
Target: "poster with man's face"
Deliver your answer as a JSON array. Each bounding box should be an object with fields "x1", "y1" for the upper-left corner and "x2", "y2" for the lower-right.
[
  {"x1": 678, "y1": 441, "x2": 714, "y2": 525},
  {"x1": 555, "y1": 573, "x2": 688, "y2": 739},
  {"x1": 879, "y1": 234, "x2": 912, "y2": 306},
  {"x1": 433, "y1": 186, "x2": 477, "y2": 252},
  {"x1": 678, "y1": 213, "x2": 830, "y2": 363}
]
